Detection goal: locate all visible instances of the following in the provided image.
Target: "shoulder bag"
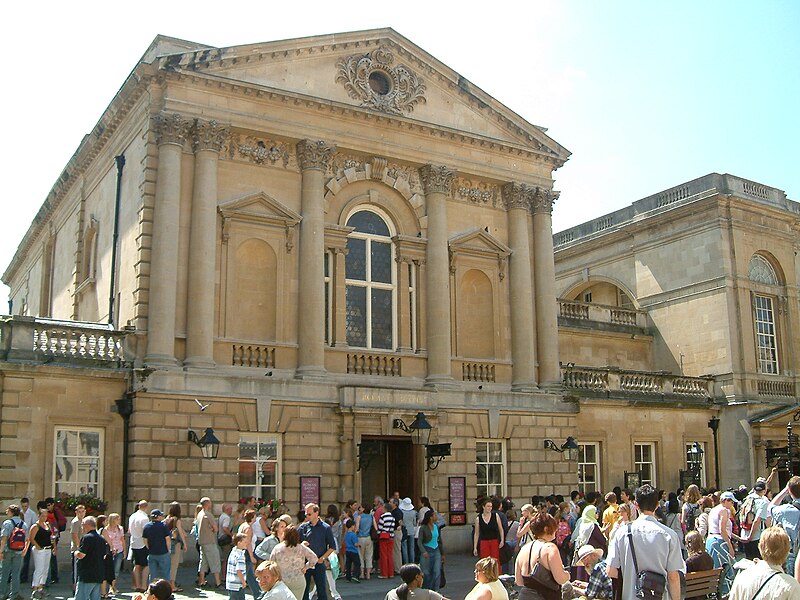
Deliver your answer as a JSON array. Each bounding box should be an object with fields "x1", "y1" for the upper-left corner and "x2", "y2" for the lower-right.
[
  {"x1": 627, "y1": 524, "x2": 667, "y2": 599},
  {"x1": 521, "y1": 542, "x2": 561, "y2": 600}
]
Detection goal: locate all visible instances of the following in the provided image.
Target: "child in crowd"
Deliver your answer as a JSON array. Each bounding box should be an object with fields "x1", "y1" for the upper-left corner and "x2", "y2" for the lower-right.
[
  {"x1": 225, "y1": 533, "x2": 248, "y2": 600},
  {"x1": 344, "y1": 518, "x2": 361, "y2": 583}
]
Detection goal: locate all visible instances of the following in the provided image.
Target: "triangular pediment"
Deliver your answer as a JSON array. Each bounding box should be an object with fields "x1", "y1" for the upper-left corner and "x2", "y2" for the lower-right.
[
  {"x1": 218, "y1": 191, "x2": 301, "y2": 226},
  {"x1": 159, "y1": 29, "x2": 569, "y2": 161},
  {"x1": 449, "y1": 228, "x2": 511, "y2": 258}
]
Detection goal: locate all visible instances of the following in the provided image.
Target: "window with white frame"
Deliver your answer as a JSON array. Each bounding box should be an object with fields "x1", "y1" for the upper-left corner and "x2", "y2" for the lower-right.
[
  {"x1": 685, "y1": 442, "x2": 707, "y2": 487},
  {"x1": 476, "y1": 440, "x2": 504, "y2": 498},
  {"x1": 754, "y1": 295, "x2": 779, "y2": 374},
  {"x1": 53, "y1": 428, "x2": 103, "y2": 497},
  {"x1": 345, "y1": 209, "x2": 395, "y2": 350},
  {"x1": 239, "y1": 434, "x2": 281, "y2": 503},
  {"x1": 578, "y1": 442, "x2": 600, "y2": 494},
  {"x1": 634, "y1": 443, "x2": 656, "y2": 486}
]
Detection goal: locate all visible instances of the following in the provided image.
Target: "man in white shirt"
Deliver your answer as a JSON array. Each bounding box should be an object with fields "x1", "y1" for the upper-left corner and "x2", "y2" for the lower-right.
[
  {"x1": 219, "y1": 503, "x2": 234, "y2": 563},
  {"x1": 607, "y1": 485, "x2": 684, "y2": 600},
  {"x1": 128, "y1": 500, "x2": 150, "y2": 591}
]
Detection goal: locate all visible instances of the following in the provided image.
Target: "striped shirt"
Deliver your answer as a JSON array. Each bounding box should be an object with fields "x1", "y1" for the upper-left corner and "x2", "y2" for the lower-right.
[
  {"x1": 378, "y1": 512, "x2": 396, "y2": 538},
  {"x1": 225, "y1": 547, "x2": 246, "y2": 591}
]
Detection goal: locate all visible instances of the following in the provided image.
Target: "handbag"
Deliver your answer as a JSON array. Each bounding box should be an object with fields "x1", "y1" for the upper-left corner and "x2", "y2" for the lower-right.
[
  {"x1": 521, "y1": 542, "x2": 561, "y2": 600},
  {"x1": 627, "y1": 524, "x2": 667, "y2": 598},
  {"x1": 499, "y1": 542, "x2": 514, "y2": 565}
]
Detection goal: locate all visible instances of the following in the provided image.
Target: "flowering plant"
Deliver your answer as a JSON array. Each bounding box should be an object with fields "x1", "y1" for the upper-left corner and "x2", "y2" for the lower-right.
[
  {"x1": 56, "y1": 492, "x2": 108, "y2": 514},
  {"x1": 238, "y1": 497, "x2": 283, "y2": 512}
]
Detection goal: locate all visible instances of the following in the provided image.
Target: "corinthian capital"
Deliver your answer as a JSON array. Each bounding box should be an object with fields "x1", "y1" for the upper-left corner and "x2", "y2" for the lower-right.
[
  {"x1": 193, "y1": 119, "x2": 230, "y2": 153},
  {"x1": 419, "y1": 164, "x2": 455, "y2": 195},
  {"x1": 531, "y1": 187, "x2": 558, "y2": 215},
  {"x1": 154, "y1": 113, "x2": 190, "y2": 147},
  {"x1": 296, "y1": 139, "x2": 336, "y2": 171},
  {"x1": 502, "y1": 182, "x2": 531, "y2": 211}
]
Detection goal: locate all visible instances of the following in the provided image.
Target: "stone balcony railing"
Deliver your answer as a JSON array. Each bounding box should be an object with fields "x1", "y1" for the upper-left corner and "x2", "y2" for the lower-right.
[
  {"x1": 558, "y1": 299, "x2": 648, "y2": 329},
  {"x1": 0, "y1": 315, "x2": 132, "y2": 367},
  {"x1": 561, "y1": 364, "x2": 713, "y2": 401}
]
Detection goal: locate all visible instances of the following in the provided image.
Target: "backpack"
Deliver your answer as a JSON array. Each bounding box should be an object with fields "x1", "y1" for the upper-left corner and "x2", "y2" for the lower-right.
[
  {"x1": 738, "y1": 495, "x2": 757, "y2": 531},
  {"x1": 555, "y1": 519, "x2": 571, "y2": 547},
  {"x1": 685, "y1": 503, "x2": 700, "y2": 531},
  {"x1": 8, "y1": 518, "x2": 26, "y2": 551}
]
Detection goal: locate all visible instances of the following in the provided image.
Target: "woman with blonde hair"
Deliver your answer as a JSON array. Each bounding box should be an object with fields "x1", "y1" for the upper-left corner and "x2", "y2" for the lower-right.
[
  {"x1": 466, "y1": 557, "x2": 509, "y2": 600},
  {"x1": 608, "y1": 503, "x2": 632, "y2": 542},
  {"x1": 102, "y1": 513, "x2": 126, "y2": 595},
  {"x1": 684, "y1": 530, "x2": 713, "y2": 573},
  {"x1": 516, "y1": 504, "x2": 536, "y2": 549},
  {"x1": 681, "y1": 485, "x2": 702, "y2": 532},
  {"x1": 728, "y1": 527, "x2": 800, "y2": 598}
]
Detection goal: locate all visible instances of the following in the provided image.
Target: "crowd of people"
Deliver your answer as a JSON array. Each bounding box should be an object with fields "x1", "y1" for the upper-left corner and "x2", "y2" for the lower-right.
[{"x1": 5, "y1": 478, "x2": 800, "y2": 600}]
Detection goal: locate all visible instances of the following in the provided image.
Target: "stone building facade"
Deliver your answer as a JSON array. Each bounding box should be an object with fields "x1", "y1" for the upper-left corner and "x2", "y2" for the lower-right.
[
  {"x1": 1, "y1": 30, "x2": 581, "y2": 549},
  {"x1": 554, "y1": 173, "x2": 800, "y2": 491}
]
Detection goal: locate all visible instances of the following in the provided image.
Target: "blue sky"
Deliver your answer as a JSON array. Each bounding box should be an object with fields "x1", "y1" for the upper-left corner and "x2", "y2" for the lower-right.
[{"x1": 2, "y1": 0, "x2": 797, "y2": 301}]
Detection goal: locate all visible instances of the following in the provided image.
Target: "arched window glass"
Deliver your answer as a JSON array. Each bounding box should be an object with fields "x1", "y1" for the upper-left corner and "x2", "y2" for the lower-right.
[
  {"x1": 345, "y1": 209, "x2": 395, "y2": 349},
  {"x1": 748, "y1": 255, "x2": 779, "y2": 285}
]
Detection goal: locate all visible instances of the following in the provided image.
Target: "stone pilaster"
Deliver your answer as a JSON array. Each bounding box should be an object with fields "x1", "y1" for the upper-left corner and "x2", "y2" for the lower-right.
[
  {"x1": 396, "y1": 256, "x2": 413, "y2": 352},
  {"x1": 184, "y1": 119, "x2": 229, "y2": 369},
  {"x1": 296, "y1": 139, "x2": 336, "y2": 378},
  {"x1": 503, "y1": 183, "x2": 538, "y2": 391},
  {"x1": 145, "y1": 113, "x2": 189, "y2": 366},
  {"x1": 420, "y1": 164, "x2": 456, "y2": 387},
  {"x1": 532, "y1": 188, "x2": 561, "y2": 386}
]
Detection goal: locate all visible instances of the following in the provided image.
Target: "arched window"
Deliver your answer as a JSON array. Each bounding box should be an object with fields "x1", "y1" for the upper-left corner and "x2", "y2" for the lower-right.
[
  {"x1": 345, "y1": 209, "x2": 395, "y2": 349},
  {"x1": 748, "y1": 255, "x2": 779, "y2": 285},
  {"x1": 749, "y1": 254, "x2": 781, "y2": 374}
]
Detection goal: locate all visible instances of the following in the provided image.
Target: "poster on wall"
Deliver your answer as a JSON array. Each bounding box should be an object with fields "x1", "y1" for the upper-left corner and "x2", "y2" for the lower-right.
[
  {"x1": 300, "y1": 476, "x2": 320, "y2": 507},
  {"x1": 449, "y1": 476, "x2": 466, "y2": 513}
]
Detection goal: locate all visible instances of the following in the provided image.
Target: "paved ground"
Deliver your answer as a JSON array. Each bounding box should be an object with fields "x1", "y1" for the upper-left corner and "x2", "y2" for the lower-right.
[{"x1": 28, "y1": 553, "x2": 486, "y2": 600}]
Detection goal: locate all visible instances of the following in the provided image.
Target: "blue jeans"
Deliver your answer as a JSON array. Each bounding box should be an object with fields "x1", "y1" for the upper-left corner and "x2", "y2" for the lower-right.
[
  {"x1": 75, "y1": 581, "x2": 101, "y2": 600},
  {"x1": 147, "y1": 553, "x2": 171, "y2": 583},
  {"x1": 420, "y1": 546, "x2": 441, "y2": 592},
  {"x1": 112, "y1": 553, "x2": 124, "y2": 580},
  {"x1": 302, "y1": 562, "x2": 327, "y2": 600},
  {"x1": 0, "y1": 549, "x2": 23, "y2": 598},
  {"x1": 246, "y1": 555, "x2": 260, "y2": 598},
  {"x1": 401, "y1": 530, "x2": 415, "y2": 565}
]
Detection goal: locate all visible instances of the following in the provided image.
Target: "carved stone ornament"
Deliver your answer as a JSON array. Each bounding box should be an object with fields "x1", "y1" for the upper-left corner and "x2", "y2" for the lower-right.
[
  {"x1": 531, "y1": 187, "x2": 558, "y2": 215},
  {"x1": 336, "y1": 47, "x2": 427, "y2": 115},
  {"x1": 228, "y1": 135, "x2": 291, "y2": 167},
  {"x1": 502, "y1": 182, "x2": 532, "y2": 211},
  {"x1": 154, "y1": 113, "x2": 190, "y2": 146},
  {"x1": 296, "y1": 139, "x2": 337, "y2": 171},
  {"x1": 419, "y1": 164, "x2": 455, "y2": 196},
  {"x1": 193, "y1": 119, "x2": 230, "y2": 153},
  {"x1": 456, "y1": 178, "x2": 499, "y2": 207}
]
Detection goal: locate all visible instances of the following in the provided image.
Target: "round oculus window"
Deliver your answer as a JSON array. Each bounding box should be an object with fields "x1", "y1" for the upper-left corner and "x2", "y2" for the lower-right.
[{"x1": 368, "y1": 71, "x2": 391, "y2": 96}]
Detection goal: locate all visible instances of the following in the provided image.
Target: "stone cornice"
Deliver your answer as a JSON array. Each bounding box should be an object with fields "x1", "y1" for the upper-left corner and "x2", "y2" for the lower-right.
[
  {"x1": 296, "y1": 139, "x2": 337, "y2": 172},
  {"x1": 419, "y1": 164, "x2": 455, "y2": 196},
  {"x1": 161, "y1": 31, "x2": 569, "y2": 161}
]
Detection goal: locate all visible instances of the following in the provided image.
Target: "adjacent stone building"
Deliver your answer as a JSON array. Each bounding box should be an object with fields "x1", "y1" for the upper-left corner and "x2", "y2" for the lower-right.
[{"x1": 554, "y1": 173, "x2": 800, "y2": 491}]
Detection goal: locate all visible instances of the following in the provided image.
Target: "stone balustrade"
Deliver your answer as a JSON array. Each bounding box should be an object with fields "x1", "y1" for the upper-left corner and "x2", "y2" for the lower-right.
[
  {"x1": 0, "y1": 315, "x2": 132, "y2": 366},
  {"x1": 231, "y1": 344, "x2": 276, "y2": 368},
  {"x1": 461, "y1": 361, "x2": 497, "y2": 382},
  {"x1": 558, "y1": 299, "x2": 647, "y2": 329},
  {"x1": 347, "y1": 352, "x2": 401, "y2": 376},
  {"x1": 756, "y1": 378, "x2": 796, "y2": 398},
  {"x1": 561, "y1": 364, "x2": 713, "y2": 400}
]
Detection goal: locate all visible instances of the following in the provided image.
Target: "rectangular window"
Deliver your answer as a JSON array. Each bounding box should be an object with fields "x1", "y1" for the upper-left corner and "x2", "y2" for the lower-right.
[
  {"x1": 476, "y1": 440, "x2": 505, "y2": 498},
  {"x1": 583, "y1": 291, "x2": 592, "y2": 303},
  {"x1": 578, "y1": 442, "x2": 600, "y2": 494},
  {"x1": 239, "y1": 434, "x2": 282, "y2": 503},
  {"x1": 634, "y1": 443, "x2": 656, "y2": 486},
  {"x1": 685, "y1": 442, "x2": 707, "y2": 488},
  {"x1": 754, "y1": 295, "x2": 779, "y2": 374},
  {"x1": 53, "y1": 428, "x2": 103, "y2": 497}
]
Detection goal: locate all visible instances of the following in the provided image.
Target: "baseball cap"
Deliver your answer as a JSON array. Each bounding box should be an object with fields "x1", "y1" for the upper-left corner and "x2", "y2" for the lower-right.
[
  {"x1": 150, "y1": 509, "x2": 165, "y2": 518},
  {"x1": 753, "y1": 482, "x2": 767, "y2": 492},
  {"x1": 720, "y1": 491, "x2": 739, "y2": 505}
]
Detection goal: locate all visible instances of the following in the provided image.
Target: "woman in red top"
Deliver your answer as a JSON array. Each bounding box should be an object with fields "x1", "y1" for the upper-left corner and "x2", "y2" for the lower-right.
[{"x1": 473, "y1": 499, "x2": 505, "y2": 572}]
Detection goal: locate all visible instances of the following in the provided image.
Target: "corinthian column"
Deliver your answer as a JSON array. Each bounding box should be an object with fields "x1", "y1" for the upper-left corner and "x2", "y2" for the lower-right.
[
  {"x1": 296, "y1": 139, "x2": 336, "y2": 379},
  {"x1": 503, "y1": 183, "x2": 537, "y2": 391},
  {"x1": 184, "y1": 119, "x2": 229, "y2": 369},
  {"x1": 145, "y1": 113, "x2": 189, "y2": 366},
  {"x1": 532, "y1": 188, "x2": 560, "y2": 386},
  {"x1": 420, "y1": 164, "x2": 455, "y2": 388}
]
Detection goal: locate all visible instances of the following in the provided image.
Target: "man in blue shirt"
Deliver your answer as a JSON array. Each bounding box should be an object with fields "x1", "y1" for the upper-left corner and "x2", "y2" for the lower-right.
[
  {"x1": 142, "y1": 510, "x2": 171, "y2": 584},
  {"x1": 298, "y1": 504, "x2": 335, "y2": 600}
]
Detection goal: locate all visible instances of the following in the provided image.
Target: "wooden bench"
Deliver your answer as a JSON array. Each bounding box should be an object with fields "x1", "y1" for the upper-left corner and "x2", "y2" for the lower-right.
[{"x1": 685, "y1": 567, "x2": 723, "y2": 599}]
